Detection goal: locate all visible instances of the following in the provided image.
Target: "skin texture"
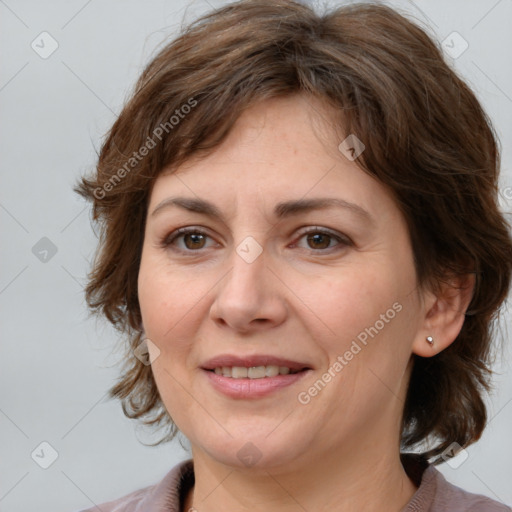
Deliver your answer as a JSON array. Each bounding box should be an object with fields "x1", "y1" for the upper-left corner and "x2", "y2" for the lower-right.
[{"x1": 138, "y1": 94, "x2": 472, "y2": 511}]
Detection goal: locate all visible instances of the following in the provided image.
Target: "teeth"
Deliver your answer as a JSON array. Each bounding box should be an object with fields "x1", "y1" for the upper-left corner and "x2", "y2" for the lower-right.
[
  {"x1": 212, "y1": 365, "x2": 298, "y2": 379},
  {"x1": 265, "y1": 365, "x2": 279, "y2": 377},
  {"x1": 232, "y1": 366, "x2": 248, "y2": 378},
  {"x1": 248, "y1": 366, "x2": 265, "y2": 378}
]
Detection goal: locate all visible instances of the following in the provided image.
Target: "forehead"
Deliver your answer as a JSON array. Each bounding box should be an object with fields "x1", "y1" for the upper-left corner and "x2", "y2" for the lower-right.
[{"x1": 148, "y1": 95, "x2": 397, "y2": 223}]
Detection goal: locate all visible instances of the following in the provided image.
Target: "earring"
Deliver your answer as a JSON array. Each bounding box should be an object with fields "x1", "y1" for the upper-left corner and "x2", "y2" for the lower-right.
[{"x1": 426, "y1": 336, "x2": 434, "y2": 346}]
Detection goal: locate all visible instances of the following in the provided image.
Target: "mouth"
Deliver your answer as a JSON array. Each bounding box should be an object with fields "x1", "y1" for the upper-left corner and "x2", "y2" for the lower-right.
[
  {"x1": 209, "y1": 365, "x2": 304, "y2": 379},
  {"x1": 201, "y1": 354, "x2": 312, "y2": 375},
  {"x1": 201, "y1": 354, "x2": 312, "y2": 398}
]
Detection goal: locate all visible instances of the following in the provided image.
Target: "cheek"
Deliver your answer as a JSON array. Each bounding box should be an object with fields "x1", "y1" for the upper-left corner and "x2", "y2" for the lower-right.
[
  {"x1": 296, "y1": 266, "x2": 403, "y2": 345},
  {"x1": 138, "y1": 258, "x2": 202, "y2": 429},
  {"x1": 138, "y1": 250, "x2": 230, "y2": 399},
  {"x1": 138, "y1": 254, "x2": 200, "y2": 366},
  {"x1": 138, "y1": 249, "x2": 200, "y2": 331},
  {"x1": 302, "y1": 274, "x2": 418, "y2": 427},
  {"x1": 295, "y1": 257, "x2": 419, "y2": 396}
]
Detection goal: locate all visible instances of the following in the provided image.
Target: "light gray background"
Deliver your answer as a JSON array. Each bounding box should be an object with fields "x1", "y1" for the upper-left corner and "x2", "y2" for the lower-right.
[{"x1": 1, "y1": 1, "x2": 511, "y2": 511}]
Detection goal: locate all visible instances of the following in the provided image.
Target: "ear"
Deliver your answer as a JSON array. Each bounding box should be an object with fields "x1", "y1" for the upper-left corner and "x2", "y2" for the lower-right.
[{"x1": 412, "y1": 273, "x2": 475, "y2": 357}]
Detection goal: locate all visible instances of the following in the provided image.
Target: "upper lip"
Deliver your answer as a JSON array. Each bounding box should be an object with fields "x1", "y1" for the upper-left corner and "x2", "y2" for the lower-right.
[{"x1": 201, "y1": 354, "x2": 312, "y2": 372}]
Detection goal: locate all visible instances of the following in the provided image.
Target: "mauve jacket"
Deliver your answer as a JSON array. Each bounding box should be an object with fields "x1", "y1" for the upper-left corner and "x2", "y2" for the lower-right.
[{"x1": 75, "y1": 455, "x2": 511, "y2": 511}]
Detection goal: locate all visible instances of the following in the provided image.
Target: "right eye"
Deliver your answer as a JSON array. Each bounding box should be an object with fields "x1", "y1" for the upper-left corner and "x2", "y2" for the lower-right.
[{"x1": 160, "y1": 227, "x2": 218, "y2": 252}]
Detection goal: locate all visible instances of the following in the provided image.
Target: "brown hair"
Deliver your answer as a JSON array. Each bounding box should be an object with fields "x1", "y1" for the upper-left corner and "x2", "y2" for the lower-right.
[{"x1": 74, "y1": 0, "x2": 512, "y2": 462}]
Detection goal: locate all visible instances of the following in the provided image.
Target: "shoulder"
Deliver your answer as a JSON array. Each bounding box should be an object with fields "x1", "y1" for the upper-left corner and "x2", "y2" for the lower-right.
[
  {"x1": 76, "y1": 485, "x2": 154, "y2": 512},
  {"x1": 74, "y1": 459, "x2": 194, "y2": 512},
  {"x1": 432, "y1": 468, "x2": 510, "y2": 512},
  {"x1": 406, "y1": 463, "x2": 511, "y2": 512}
]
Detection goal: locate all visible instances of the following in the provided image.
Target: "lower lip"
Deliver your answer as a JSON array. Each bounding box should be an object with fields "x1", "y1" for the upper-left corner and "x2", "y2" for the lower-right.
[{"x1": 203, "y1": 369, "x2": 311, "y2": 399}]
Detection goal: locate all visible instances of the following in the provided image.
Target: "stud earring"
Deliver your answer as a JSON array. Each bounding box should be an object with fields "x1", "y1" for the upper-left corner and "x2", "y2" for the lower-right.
[{"x1": 426, "y1": 336, "x2": 434, "y2": 346}]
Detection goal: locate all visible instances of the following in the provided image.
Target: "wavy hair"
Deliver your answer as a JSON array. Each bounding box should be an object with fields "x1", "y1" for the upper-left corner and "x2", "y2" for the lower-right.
[{"x1": 74, "y1": 0, "x2": 512, "y2": 462}]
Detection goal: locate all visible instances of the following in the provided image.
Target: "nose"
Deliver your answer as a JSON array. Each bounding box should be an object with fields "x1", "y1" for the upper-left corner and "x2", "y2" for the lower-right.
[{"x1": 209, "y1": 243, "x2": 287, "y2": 334}]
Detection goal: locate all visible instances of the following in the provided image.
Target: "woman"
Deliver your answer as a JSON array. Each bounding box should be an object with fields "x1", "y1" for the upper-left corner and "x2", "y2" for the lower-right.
[{"x1": 74, "y1": 1, "x2": 512, "y2": 510}]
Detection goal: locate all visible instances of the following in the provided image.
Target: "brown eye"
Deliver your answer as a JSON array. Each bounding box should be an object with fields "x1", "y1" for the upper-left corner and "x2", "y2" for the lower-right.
[
  {"x1": 162, "y1": 228, "x2": 216, "y2": 252},
  {"x1": 306, "y1": 232, "x2": 333, "y2": 250},
  {"x1": 182, "y1": 232, "x2": 207, "y2": 250},
  {"x1": 294, "y1": 227, "x2": 352, "y2": 252}
]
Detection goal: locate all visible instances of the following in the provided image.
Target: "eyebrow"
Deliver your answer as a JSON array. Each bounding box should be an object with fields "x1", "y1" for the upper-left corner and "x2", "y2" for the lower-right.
[{"x1": 151, "y1": 196, "x2": 373, "y2": 224}]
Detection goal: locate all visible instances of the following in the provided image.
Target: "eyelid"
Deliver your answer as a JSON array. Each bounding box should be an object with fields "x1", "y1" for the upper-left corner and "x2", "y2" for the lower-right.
[
  {"x1": 161, "y1": 226, "x2": 216, "y2": 247},
  {"x1": 293, "y1": 226, "x2": 353, "y2": 245},
  {"x1": 161, "y1": 225, "x2": 353, "y2": 253}
]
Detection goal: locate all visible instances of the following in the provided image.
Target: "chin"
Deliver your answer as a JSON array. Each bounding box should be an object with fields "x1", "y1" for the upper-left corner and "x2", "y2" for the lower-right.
[{"x1": 189, "y1": 424, "x2": 312, "y2": 471}]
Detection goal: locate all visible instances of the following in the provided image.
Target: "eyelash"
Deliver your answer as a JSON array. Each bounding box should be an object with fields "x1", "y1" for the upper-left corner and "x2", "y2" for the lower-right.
[{"x1": 160, "y1": 226, "x2": 352, "y2": 254}]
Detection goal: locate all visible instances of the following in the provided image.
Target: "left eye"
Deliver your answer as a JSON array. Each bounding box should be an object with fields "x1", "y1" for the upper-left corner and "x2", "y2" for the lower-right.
[{"x1": 293, "y1": 228, "x2": 350, "y2": 251}]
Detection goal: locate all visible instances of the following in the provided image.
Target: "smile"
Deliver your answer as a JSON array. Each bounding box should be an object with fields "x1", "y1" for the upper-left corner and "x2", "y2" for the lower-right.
[{"x1": 211, "y1": 365, "x2": 301, "y2": 379}]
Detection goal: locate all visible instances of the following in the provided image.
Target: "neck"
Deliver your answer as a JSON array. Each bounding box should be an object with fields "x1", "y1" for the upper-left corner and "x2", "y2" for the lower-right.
[{"x1": 183, "y1": 443, "x2": 418, "y2": 512}]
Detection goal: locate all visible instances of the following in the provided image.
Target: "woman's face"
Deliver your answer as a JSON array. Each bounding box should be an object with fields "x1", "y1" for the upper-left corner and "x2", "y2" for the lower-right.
[{"x1": 138, "y1": 94, "x2": 428, "y2": 470}]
